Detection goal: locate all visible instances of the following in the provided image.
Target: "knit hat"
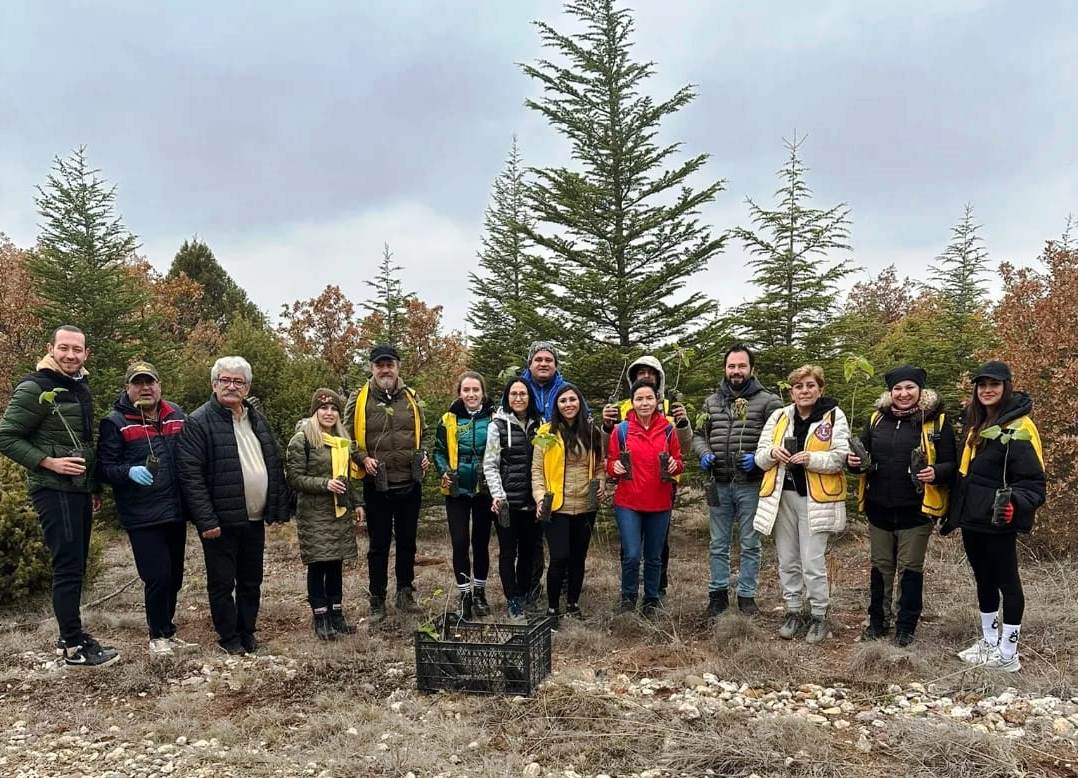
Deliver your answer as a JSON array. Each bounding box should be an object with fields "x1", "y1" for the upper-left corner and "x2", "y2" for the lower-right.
[
  {"x1": 884, "y1": 365, "x2": 927, "y2": 390},
  {"x1": 310, "y1": 388, "x2": 343, "y2": 415},
  {"x1": 527, "y1": 341, "x2": 558, "y2": 365},
  {"x1": 972, "y1": 361, "x2": 1012, "y2": 383}
]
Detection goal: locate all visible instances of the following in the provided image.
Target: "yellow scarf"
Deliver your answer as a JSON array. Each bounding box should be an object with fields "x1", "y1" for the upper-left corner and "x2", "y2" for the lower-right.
[{"x1": 323, "y1": 434, "x2": 352, "y2": 517}]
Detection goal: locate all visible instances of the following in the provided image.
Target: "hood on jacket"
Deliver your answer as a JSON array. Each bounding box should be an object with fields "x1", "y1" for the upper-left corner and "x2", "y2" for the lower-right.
[
  {"x1": 493, "y1": 405, "x2": 535, "y2": 448},
  {"x1": 994, "y1": 391, "x2": 1034, "y2": 427},
  {"x1": 873, "y1": 387, "x2": 944, "y2": 421},
  {"x1": 36, "y1": 353, "x2": 89, "y2": 380},
  {"x1": 626, "y1": 355, "x2": 666, "y2": 398},
  {"x1": 721, "y1": 375, "x2": 767, "y2": 400},
  {"x1": 449, "y1": 398, "x2": 494, "y2": 418}
]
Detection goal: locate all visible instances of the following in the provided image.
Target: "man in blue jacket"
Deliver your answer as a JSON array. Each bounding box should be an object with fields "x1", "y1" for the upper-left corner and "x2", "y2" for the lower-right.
[{"x1": 97, "y1": 361, "x2": 196, "y2": 658}]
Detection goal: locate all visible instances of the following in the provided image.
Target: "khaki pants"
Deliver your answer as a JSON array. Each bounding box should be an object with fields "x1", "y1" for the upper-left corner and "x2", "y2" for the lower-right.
[
  {"x1": 773, "y1": 492, "x2": 830, "y2": 617},
  {"x1": 868, "y1": 522, "x2": 931, "y2": 631}
]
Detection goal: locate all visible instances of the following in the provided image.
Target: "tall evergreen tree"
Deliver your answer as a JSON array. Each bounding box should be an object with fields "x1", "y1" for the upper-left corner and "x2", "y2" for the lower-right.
[
  {"x1": 362, "y1": 243, "x2": 413, "y2": 345},
  {"x1": 166, "y1": 237, "x2": 262, "y2": 327},
  {"x1": 467, "y1": 136, "x2": 548, "y2": 383},
  {"x1": 728, "y1": 135, "x2": 856, "y2": 384},
  {"x1": 925, "y1": 204, "x2": 996, "y2": 398},
  {"x1": 29, "y1": 146, "x2": 147, "y2": 396},
  {"x1": 520, "y1": 0, "x2": 726, "y2": 401}
]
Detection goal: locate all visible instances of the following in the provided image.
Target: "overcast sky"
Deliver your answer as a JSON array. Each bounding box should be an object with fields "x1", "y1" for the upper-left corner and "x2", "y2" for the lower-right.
[{"x1": 2, "y1": 1, "x2": 1075, "y2": 331}]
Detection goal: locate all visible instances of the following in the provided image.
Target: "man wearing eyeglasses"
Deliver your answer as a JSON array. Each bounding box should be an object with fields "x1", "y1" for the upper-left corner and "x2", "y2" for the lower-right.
[{"x1": 177, "y1": 356, "x2": 291, "y2": 654}]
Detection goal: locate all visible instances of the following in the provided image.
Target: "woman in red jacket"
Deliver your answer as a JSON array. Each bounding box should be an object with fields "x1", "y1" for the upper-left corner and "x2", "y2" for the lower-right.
[{"x1": 608, "y1": 379, "x2": 684, "y2": 616}]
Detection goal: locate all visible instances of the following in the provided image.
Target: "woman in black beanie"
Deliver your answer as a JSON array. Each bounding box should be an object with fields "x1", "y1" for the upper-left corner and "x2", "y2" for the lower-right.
[{"x1": 849, "y1": 365, "x2": 957, "y2": 646}]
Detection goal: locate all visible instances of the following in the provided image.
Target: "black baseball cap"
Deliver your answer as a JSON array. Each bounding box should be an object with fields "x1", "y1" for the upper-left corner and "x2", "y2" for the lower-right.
[
  {"x1": 369, "y1": 344, "x2": 401, "y2": 363},
  {"x1": 972, "y1": 361, "x2": 1012, "y2": 383}
]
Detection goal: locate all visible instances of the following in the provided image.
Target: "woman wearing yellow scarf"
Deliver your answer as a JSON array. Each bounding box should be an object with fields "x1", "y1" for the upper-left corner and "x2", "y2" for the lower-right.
[{"x1": 286, "y1": 389, "x2": 365, "y2": 640}]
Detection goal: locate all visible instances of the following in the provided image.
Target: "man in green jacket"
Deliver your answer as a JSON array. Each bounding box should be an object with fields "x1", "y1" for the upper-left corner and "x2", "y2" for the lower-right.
[
  {"x1": 0, "y1": 325, "x2": 119, "y2": 668},
  {"x1": 344, "y1": 344, "x2": 429, "y2": 624}
]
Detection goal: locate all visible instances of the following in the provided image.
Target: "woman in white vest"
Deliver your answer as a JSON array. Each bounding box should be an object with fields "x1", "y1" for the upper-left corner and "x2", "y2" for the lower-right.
[{"x1": 753, "y1": 365, "x2": 849, "y2": 644}]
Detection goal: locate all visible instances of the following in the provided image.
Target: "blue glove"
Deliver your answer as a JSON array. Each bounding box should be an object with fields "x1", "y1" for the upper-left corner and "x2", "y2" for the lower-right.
[
  {"x1": 128, "y1": 465, "x2": 154, "y2": 486},
  {"x1": 699, "y1": 452, "x2": 716, "y2": 471},
  {"x1": 739, "y1": 452, "x2": 756, "y2": 472}
]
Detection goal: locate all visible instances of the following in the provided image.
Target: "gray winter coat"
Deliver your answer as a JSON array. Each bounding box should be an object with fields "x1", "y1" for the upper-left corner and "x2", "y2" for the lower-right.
[
  {"x1": 285, "y1": 431, "x2": 361, "y2": 564},
  {"x1": 692, "y1": 377, "x2": 782, "y2": 483}
]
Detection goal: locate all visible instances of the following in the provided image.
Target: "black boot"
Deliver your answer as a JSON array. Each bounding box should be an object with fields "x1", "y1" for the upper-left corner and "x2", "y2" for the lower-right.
[
  {"x1": 894, "y1": 569, "x2": 924, "y2": 646},
  {"x1": 864, "y1": 567, "x2": 890, "y2": 639},
  {"x1": 313, "y1": 609, "x2": 336, "y2": 641},
  {"x1": 472, "y1": 587, "x2": 491, "y2": 618},
  {"x1": 329, "y1": 604, "x2": 358, "y2": 635},
  {"x1": 369, "y1": 595, "x2": 387, "y2": 625},
  {"x1": 458, "y1": 590, "x2": 474, "y2": 621},
  {"x1": 705, "y1": 590, "x2": 729, "y2": 618},
  {"x1": 737, "y1": 596, "x2": 760, "y2": 616}
]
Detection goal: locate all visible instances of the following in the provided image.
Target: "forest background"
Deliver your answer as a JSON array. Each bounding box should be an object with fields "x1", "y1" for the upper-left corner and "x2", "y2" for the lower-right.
[{"x1": 1, "y1": 0, "x2": 1075, "y2": 602}]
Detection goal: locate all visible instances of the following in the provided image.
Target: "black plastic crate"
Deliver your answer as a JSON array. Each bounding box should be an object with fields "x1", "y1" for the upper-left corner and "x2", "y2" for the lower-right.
[{"x1": 415, "y1": 616, "x2": 552, "y2": 696}]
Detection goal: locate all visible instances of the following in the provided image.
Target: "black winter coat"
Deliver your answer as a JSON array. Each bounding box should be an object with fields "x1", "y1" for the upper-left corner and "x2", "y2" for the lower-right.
[
  {"x1": 176, "y1": 396, "x2": 291, "y2": 533},
  {"x1": 855, "y1": 389, "x2": 957, "y2": 531},
  {"x1": 949, "y1": 392, "x2": 1045, "y2": 535},
  {"x1": 97, "y1": 393, "x2": 187, "y2": 530}
]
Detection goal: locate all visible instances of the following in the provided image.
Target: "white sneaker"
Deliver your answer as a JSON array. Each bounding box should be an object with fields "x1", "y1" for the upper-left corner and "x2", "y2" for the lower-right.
[
  {"x1": 957, "y1": 639, "x2": 996, "y2": 664},
  {"x1": 149, "y1": 638, "x2": 174, "y2": 657},
  {"x1": 166, "y1": 636, "x2": 199, "y2": 652},
  {"x1": 982, "y1": 648, "x2": 1021, "y2": 673}
]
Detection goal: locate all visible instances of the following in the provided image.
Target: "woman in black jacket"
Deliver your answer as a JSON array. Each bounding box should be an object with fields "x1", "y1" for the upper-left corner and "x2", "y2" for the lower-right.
[
  {"x1": 849, "y1": 365, "x2": 956, "y2": 647},
  {"x1": 946, "y1": 361, "x2": 1045, "y2": 672}
]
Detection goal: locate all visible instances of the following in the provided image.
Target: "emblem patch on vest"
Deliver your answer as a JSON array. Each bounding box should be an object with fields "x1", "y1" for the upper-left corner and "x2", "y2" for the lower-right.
[{"x1": 814, "y1": 422, "x2": 833, "y2": 442}]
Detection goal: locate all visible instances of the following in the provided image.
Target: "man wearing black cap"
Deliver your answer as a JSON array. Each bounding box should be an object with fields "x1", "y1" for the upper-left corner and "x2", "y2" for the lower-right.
[
  {"x1": 345, "y1": 345, "x2": 429, "y2": 623},
  {"x1": 97, "y1": 361, "x2": 195, "y2": 657},
  {"x1": 848, "y1": 364, "x2": 956, "y2": 646}
]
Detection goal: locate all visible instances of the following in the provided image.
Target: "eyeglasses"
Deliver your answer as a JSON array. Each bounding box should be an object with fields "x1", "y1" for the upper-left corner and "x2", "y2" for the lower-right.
[{"x1": 215, "y1": 377, "x2": 248, "y2": 387}]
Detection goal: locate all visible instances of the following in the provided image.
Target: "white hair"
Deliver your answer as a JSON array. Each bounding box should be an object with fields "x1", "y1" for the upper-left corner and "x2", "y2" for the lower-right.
[{"x1": 211, "y1": 356, "x2": 253, "y2": 383}]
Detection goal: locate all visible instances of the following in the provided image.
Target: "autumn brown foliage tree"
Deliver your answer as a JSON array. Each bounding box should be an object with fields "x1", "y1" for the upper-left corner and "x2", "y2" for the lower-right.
[
  {"x1": 991, "y1": 227, "x2": 1078, "y2": 551},
  {"x1": 0, "y1": 235, "x2": 42, "y2": 398},
  {"x1": 279, "y1": 284, "x2": 364, "y2": 391}
]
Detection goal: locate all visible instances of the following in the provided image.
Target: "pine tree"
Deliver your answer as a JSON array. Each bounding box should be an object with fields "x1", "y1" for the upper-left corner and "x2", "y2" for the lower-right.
[
  {"x1": 362, "y1": 243, "x2": 413, "y2": 345},
  {"x1": 520, "y1": 0, "x2": 726, "y2": 401},
  {"x1": 29, "y1": 146, "x2": 147, "y2": 396},
  {"x1": 728, "y1": 134, "x2": 856, "y2": 384},
  {"x1": 167, "y1": 237, "x2": 262, "y2": 327},
  {"x1": 925, "y1": 204, "x2": 997, "y2": 399},
  {"x1": 467, "y1": 136, "x2": 548, "y2": 385}
]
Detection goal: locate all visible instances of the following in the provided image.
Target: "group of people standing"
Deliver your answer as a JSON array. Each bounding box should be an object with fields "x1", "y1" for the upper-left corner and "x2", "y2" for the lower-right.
[{"x1": 0, "y1": 328, "x2": 1046, "y2": 674}]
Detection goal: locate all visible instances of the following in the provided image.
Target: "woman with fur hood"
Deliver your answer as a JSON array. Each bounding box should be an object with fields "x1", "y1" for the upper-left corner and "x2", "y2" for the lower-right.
[{"x1": 848, "y1": 366, "x2": 957, "y2": 647}]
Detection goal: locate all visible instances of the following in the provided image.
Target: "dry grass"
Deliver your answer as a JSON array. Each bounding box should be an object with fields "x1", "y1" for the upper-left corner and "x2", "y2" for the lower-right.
[{"x1": 0, "y1": 502, "x2": 1076, "y2": 776}]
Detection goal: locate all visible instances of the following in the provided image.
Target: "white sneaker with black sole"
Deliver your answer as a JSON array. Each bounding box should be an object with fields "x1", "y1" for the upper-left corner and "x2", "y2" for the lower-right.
[{"x1": 957, "y1": 639, "x2": 997, "y2": 664}]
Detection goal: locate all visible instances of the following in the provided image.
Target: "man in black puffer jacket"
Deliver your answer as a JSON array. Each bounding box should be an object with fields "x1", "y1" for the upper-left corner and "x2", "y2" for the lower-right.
[
  {"x1": 97, "y1": 362, "x2": 194, "y2": 658},
  {"x1": 177, "y1": 356, "x2": 290, "y2": 655}
]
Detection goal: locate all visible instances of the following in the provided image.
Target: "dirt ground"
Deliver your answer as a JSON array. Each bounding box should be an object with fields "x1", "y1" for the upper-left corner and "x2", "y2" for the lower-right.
[{"x1": 1, "y1": 497, "x2": 1077, "y2": 777}]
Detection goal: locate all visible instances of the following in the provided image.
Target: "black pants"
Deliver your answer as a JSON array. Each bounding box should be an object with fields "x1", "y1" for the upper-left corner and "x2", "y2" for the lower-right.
[
  {"x1": 307, "y1": 559, "x2": 343, "y2": 610},
  {"x1": 495, "y1": 508, "x2": 540, "y2": 601},
  {"x1": 200, "y1": 520, "x2": 265, "y2": 644},
  {"x1": 127, "y1": 521, "x2": 187, "y2": 638},
  {"x1": 962, "y1": 530, "x2": 1025, "y2": 624},
  {"x1": 445, "y1": 494, "x2": 493, "y2": 587},
  {"x1": 364, "y1": 483, "x2": 421, "y2": 598},
  {"x1": 544, "y1": 512, "x2": 595, "y2": 610},
  {"x1": 31, "y1": 489, "x2": 93, "y2": 643}
]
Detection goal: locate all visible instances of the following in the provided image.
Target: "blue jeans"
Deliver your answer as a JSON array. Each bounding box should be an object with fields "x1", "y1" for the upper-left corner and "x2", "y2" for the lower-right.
[
  {"x1": 615, "y1": 507, "x2": 671, "y2": 601},
  {"x1": 708, "y1": 481, "x2": 762, "y2": 597}
]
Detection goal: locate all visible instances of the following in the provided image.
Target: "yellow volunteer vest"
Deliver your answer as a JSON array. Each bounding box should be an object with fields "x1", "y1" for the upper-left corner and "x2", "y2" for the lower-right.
[
  {"x1": 350, "y1": 382, "x2": 422, "y2": 479},
  {"x1": 759, "y1": 410, "x2": 846, "y2": 503},
  {"x1": 958, "y1": 415, "x2": 1044, "y2": 476},
  {"x1": 538, "y1": 422, "x2": 596, "y2": 512},
  {"x1": 439, "y1": 411, "x2": 458, "y2": 496},
  {"x1": 855, "y1": 412, "x2": 949, "y2": 518}
]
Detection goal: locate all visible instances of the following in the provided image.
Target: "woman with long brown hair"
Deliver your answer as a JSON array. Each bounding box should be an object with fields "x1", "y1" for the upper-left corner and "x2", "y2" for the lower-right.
[{"x1": 944, "y1": 361, "x2": 1045, "y2": 672}]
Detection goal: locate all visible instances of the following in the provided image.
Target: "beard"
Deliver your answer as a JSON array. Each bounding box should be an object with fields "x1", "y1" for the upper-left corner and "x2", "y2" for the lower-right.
[
  {"x1": 727, "y1": 375, "x2": 747, "y2": 389},
  {"x1": 375, "y1": 375, "x2": 397, "y2": 392}
]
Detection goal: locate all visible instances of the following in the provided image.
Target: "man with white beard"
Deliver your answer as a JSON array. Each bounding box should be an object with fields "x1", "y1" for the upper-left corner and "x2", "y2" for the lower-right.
[{"x1": 345, "y1": 345, "x2": 430, "y2": 624}]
